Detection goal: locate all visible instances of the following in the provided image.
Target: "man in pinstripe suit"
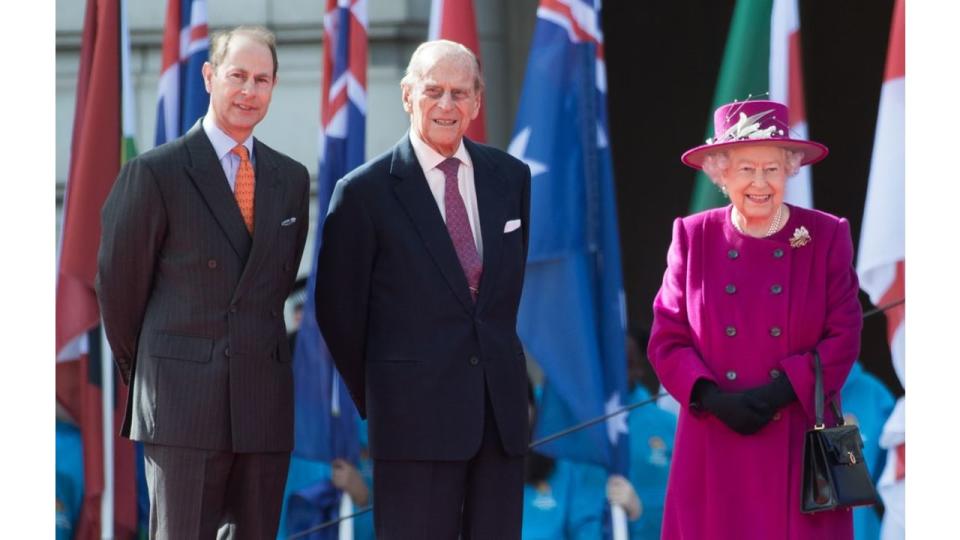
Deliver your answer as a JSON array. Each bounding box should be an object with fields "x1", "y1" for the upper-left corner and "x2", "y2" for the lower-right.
[{"x1": 96, "y1": 26, "x2": 309, "y2": 539}]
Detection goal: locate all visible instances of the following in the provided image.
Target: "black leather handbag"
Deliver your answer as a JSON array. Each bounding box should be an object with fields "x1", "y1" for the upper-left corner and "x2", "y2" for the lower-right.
[{"x1": 801, "y1": 351, "x2": 880, "y2": 513}]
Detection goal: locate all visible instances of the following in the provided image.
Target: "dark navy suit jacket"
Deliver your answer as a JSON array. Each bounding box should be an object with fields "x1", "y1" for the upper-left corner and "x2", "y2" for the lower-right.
[{"x1": 315, "y1": 134, "x2": 531, "y2": 461}]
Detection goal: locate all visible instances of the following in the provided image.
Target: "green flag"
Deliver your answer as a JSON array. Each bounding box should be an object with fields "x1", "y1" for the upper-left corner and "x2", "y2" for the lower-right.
[{"x1": 689, "y1": 0, "x2": 774, "y2": 212}]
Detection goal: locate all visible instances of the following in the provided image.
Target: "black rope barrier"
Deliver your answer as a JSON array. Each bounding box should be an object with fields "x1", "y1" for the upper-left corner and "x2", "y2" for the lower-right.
[{"x1": 287, "y1": 296, "x2": 905, "y2": 538}]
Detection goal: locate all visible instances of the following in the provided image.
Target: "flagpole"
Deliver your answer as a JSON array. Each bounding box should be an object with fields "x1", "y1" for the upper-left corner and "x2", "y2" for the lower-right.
[
  {"x1": 610, "y1": 505, "x2": 628, "y2": 540},
  {"x1": 100, "y1": 325, "x2": 115, "y2": 540}
]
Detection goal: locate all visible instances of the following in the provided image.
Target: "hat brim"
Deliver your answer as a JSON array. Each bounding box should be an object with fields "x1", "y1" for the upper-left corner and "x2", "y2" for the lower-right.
[{"x1": 681, "y1": 138, "x2": 829, "y2": 170}]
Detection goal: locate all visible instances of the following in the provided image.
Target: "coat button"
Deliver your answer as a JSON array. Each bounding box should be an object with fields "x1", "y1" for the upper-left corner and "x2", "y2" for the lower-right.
[
  {"x1": 229, "y1": 305, "x2": 238, "y2": 314},
  {"x1": 770, "y1": 284, "x2": 783, "y2": 295},
  {"x1": 773, "y1": 412, "x2": 782, "y2": 421},
  {"x1": 769, "y1": 369, "x2": 781, "y2": 379},
  {"x1": 726, "y1": 370, "x2": 737, "y2": 381},
  {"x1": 271, "y1": 309, "x2": 279, "y2": 318},
  {"x1": 207, "y1": 259, "x2": 218, "y2": 269},
  {"x1": 773, "y1": 248, "x2": 784, "y2": 259},
  {"x1": 283, "y1": 263, "x2": 291, "y2": 271},
  {"x1": 770, "y1": 326, "x2": 782, "y2": 337},
  {"x1": 468, "y1": 355, "x2": 479, "y2": 366},
  {"x1": 224, "y1": 347, "x2": 231, "y2": 357},
  {"x1": 725, "y1": 326, "x2": 737, "y2": 337},
  {"x1": 725, "y1": 283, "x2": 737, "y2": 294},
  {"x1": 727, "y1": 249, "x2": 739, "y2": 259}
]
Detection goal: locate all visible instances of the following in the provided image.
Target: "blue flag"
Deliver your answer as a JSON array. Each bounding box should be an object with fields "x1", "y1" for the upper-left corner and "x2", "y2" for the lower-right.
[
  {"x1": 292, "y1": 0, "x2": 368, "y2": 462},
  {"x1": 509, "y1": 0, "x2": 629, "y2": 474},
  {"x1": 155, "y1": 0, "x2": 209, "y2": 145}
]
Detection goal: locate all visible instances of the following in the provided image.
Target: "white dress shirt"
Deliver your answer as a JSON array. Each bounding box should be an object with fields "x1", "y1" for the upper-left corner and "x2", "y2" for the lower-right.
[
  {"x1": 408, "y1": 130, "x2": 483, "y2": 258},
  {"x1": 202, "y1": 113, "x2": 255, "y2": 193}
]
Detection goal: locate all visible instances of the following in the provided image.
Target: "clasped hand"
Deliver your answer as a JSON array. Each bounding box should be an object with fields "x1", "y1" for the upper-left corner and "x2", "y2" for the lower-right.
[{"x1": 694, "y1": 377, "x2": 796, "y2": 435}]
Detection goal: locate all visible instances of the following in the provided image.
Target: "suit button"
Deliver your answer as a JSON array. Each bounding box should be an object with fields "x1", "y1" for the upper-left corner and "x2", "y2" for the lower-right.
[
  {"x1": 468, "y1": 355, "x2": 479, "y2": 366},
  {"x1": 725, "y1": 326, "x2": 737, "y2": 337},
  {"x1": 769, "y1": 369, "x2": 782, "y2": 379},
  {"x1": 770, "y1": 284, "x2": 783, "y2": 295},
  {"x1": 727, "y1": 249, "x2": 739, "y2": 259},
  {"x1": 773, "y1": 412, "x2": 782, "y2": 421},
  {"x1": 283, "y1": 263, "x2": 291, "y2": 271},
  {"x1": 726, "y1": 370, "x2": 737, "y2": 381},
  {"x1": 224, "y1": 347, "x2": 231, "y2": 357},
  {"x1": 770, "y1": 326, "x2": 782, "y2": 337},
  {"x1": 207, "y1": 259, "x2": 218, "y2": 269},
  {"x1": 773, "y1": 248, "x2": 784, "y2": 259},
  {"x1": 271, "y1": 309, "x2": 279, "y2": 318},
  {"x1": 229, "y1": 305, "x2": 238, "y2": 314},
  {"x1": 725, "y1": 283, "x2": 736, "y2": 294}
]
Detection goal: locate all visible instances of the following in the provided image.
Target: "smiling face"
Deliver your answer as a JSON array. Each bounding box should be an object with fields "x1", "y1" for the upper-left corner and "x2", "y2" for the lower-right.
[
  {"x1": 402, "y1": 51, "x2": 481, "y2": 157},
  {"x1": 202, "y1": 34, "x2": 277, "y2": 142},
  {"x1": 721, "y1": 145, "x2": 788, "y2": 226}
]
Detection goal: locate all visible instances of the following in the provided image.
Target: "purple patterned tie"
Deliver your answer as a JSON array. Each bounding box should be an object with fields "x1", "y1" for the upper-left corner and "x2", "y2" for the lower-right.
[{"x1": 437, "y1": 157, "x2": 483, "y2": 301}]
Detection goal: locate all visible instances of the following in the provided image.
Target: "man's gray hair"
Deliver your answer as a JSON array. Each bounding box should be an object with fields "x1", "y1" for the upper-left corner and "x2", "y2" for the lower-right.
[
  {"x1": 209, "y1": 25, "x2": 278, "y2": 79},
  {"x1": 400, "y1": 40, "x2": 484, "y2": 93}
]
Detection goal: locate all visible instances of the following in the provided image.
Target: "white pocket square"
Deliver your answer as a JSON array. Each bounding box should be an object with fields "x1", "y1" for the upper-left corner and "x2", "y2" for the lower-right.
[
  {"x1": 503, "y1": 219, "x2": 522, "y2": 233},
  {"x1": 281, "y1": 217, "x2": 297, "y2": 227}
]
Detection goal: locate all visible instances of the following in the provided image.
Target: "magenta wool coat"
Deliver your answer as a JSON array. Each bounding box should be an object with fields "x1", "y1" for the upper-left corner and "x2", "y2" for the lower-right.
[{"x1": 648, "y1": 204, "x2": 862, "y2": 540}]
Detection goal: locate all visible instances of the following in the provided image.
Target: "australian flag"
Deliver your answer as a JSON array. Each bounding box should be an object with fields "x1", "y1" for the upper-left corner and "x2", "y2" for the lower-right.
[
  {"x1": 510, "y1": 0, "x2": 629, "y2": 474},
  {"x1": 155, "y1": 0, "x2": 209, "y2": 145},
  {"x1": 292, "y1": 0, "x2": 367, "y2": 463}
]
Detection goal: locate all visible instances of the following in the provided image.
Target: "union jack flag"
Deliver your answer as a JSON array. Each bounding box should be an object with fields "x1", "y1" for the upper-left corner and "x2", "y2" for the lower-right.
[
  {"x1": 293, "y1": 0, "x2": 367, "y2": 462},
  {"x1": 155, "y1": 0, "x2": 209, "y2": 145}
]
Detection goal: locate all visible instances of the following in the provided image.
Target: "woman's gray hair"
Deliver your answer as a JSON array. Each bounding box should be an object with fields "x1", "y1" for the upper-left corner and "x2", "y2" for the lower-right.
[
  {"x1": 400, "y1": 40, "x2": 484, "y2": 93},
  {"x1": 701, "y1": 147, "x2": 805, "y2": 185}
]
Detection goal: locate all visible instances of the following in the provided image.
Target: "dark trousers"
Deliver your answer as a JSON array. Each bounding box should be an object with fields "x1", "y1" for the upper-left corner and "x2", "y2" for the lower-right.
[
  {"x1": 373, "y1": 395, "x2": 525, "y2": 539},
  {"x1": 143, "y1": 443, "x2": 290, "y2": 540}
]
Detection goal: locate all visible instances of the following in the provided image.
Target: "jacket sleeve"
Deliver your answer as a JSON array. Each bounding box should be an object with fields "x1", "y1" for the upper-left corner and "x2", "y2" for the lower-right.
[
  {"x1": 779, "y1": 218, "x2": 862, "y2": 424},
  {"x1": 648, "y1": 217, "x2": 717, "y2": 408},
  {"x1": 95, "y1": 158, "x2": 168, "y2": 384},
  {"x1": 314, "y1": 177, "x2": 376, "y2": 418}
]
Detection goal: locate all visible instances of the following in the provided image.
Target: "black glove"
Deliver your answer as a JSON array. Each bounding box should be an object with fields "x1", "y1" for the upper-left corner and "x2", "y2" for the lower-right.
[
  {"x1": 693, "y1": 380, "x2": 774, "y2": 435},
  {"x1": 744, "y1": 376, "x2": 796, "y2": 411}
]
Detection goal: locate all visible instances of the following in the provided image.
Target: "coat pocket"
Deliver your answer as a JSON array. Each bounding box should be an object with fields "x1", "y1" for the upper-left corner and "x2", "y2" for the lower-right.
[{"x1": 151, "y1": 332, "x2": 214, "y2": 363}]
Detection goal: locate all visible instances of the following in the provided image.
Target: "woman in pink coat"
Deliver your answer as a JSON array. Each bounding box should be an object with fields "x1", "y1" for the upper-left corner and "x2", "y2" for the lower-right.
[{"x1": 648, "y1": 100, "x2": 862, "y2": 539}]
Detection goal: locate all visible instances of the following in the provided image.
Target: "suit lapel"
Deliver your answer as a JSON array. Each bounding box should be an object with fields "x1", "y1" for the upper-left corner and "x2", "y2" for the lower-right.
[
  {"x1": 465, "y1": 139, "x2": 506, "y2": 311},
  {"x1": 232, "y1": 138, "x2": 283, "y2": 300},
  {"x1": 390, "y1": 136, "x2": 475, "y2": 313},
  {"x1": 183, "y1": 122, "x2": 252, "y2": 262}
]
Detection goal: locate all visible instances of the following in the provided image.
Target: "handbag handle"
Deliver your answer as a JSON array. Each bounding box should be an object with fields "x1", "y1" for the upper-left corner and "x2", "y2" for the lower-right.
[{"x1": 813, "y1": 350, "x2": 844, "y2": 430}]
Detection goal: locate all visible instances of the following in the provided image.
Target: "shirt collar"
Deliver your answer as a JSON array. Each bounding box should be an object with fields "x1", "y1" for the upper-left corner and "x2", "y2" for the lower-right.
[
  {"x1": 408, "y1": 129, "x2": 473, "y2": 174},
  {"x1": 202, "y1": 113, "x2": 254, "y2": 161}
]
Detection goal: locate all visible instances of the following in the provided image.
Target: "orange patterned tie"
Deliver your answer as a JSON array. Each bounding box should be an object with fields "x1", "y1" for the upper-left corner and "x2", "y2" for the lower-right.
[{"x1": 232, "y1": 144, "x2": 255, "y2": 233}]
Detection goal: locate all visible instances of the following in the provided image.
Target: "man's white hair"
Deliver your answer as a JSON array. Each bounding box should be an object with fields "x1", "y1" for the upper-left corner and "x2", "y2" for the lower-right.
[{"x1": 400, "y1": 39, "x2": 484, "y2": 93}]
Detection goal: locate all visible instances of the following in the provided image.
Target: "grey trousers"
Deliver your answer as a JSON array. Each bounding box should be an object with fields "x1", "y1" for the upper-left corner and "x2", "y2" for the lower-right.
[{"x1": 143, "y1": 443, "x2": 290, "y2": 540}]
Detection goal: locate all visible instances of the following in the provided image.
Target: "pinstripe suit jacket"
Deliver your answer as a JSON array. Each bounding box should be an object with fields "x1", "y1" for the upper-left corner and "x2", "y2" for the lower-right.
[{"x1": 96, "y1": 122, "x2": 310, "y2": 453}]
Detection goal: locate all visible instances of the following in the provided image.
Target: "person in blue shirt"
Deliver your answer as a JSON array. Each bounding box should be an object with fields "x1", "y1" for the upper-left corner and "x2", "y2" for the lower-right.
[
  {"x1": 277, "y1": 420, "x2": 375, "y2": 540},
  {"x1": 623, "y1": 326, "x2": 677, "y2": 539},
  {"x1": 841, "y1": 361, "x2": 896, "y2": 540},
  {"x1": 56, "y1": 410, "x2": 83, "y2": 540}
]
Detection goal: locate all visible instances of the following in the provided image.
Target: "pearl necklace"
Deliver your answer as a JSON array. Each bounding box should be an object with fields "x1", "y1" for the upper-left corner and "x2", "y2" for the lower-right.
[{"x1": 733, "y1": 204, "x2": 784, "y2": 238}]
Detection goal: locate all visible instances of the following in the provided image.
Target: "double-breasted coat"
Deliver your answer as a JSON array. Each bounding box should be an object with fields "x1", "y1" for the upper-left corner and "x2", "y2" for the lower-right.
[
  {"x1": 648, "y1": 204, "x2": 862, "y2": 539},
  {"x1": 96, "y1": 122, "x2": 310, "y2": 453}
]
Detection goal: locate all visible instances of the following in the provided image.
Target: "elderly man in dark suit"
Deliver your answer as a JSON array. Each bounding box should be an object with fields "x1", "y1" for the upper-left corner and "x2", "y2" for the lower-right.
[
  {"x1": 315, "y1": 39, "x2": 532, "y2": 538},
  {"x1": 96, "y1": 26, "x2": 309, "y2": 539}
]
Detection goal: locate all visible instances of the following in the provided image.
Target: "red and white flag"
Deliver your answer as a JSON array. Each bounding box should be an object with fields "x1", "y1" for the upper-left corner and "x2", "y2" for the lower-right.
[
  {"x1": 769, "y1": 0, "x2": 812, "y2": 208},
  {"x1": 56, "y1": 0, "x2": 138, "y2": 537},
  {"x1": 856, "y1": 0, "x2": 905, "y2": 537},
  {"x1": 428, "y1": 0, "x2": 486, "y2": 142}
]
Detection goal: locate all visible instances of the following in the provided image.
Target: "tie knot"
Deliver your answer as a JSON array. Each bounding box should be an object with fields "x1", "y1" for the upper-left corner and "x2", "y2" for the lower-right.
[
  {"x1": 436, "y1": 157, "x2": 460, "y2": 180},
  {"x1": 231, "y1": 144, "x2": 250, "y2": 161}
]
